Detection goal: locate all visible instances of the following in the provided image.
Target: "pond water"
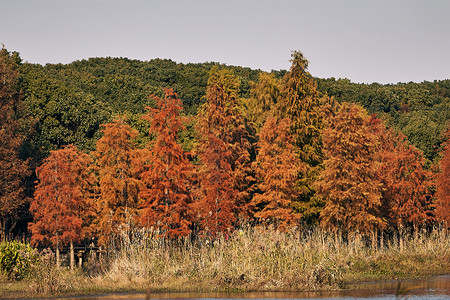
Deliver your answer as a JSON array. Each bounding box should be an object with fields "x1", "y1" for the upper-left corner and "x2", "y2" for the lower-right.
[{"x1": 49, "y1": 275, "x2": 450, "y2": 300}]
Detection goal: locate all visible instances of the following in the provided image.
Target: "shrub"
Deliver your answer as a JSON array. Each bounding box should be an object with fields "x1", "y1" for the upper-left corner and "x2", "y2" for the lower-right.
[{"x1": 0, "y1": 240, "x2": 39, "y2": 280}]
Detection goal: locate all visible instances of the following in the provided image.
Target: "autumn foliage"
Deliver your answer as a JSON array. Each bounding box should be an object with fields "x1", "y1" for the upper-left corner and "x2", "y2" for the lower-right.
[
  {"x1": 195, "y1": 68, "x2": 251, "y2": 234},
  {"x1": 435, "y1": 128, "x2": 450, "y2": 224},
  {"x1": 0, "y1": 48, "x2": 30, "y2": 239},
  {"x1": 29, "y1": 145, "x2": 91, "y2": 248},
  {"x1": 375, "y1": 118, "x2": 434, "y2": 229},
  {"x1": 19, "y1": 50, "x2": 447, "y2": 252},
  {"x1": 252, "y1": 116, "x2": 303, "y2": 230},
  {"x1": 93, "y1": 118, "x2": 141, "y2": 245},
  {"x1": 317, "y1": 103, "x2": 385, "y2": 234},
  {"x1": 139, "y1": 89, "x2": 193, "y2": 237}
]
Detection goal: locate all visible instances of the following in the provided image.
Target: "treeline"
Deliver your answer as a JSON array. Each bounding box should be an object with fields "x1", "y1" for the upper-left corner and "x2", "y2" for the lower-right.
[
  {"x1": 0, "y1": 47, "x2": 449, "y2": 256},
  {"x1": 17, "y1": 53, "x2": 448, "y2": 165}
]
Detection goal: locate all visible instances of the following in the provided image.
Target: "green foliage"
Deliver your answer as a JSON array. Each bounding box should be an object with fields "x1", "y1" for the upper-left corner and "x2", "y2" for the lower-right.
[{"x1": 0, "y1": 240, "x2": 38, "y2": 280}]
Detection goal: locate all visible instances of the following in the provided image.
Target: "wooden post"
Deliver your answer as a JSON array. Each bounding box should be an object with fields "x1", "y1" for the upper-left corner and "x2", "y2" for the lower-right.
[{"x1": 78, "y1": 251, "x2": 84, "y2": 268}]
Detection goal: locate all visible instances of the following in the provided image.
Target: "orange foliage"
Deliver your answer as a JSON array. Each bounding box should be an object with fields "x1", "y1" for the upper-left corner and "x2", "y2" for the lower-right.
[
  {"x1": 195, "y1": 68, "x2": 251, "y2": 235},
  {"x1": 435, "y1": 128, "x2": 450, "y2": 224},
  {"x1": 93, "y1": 118, "x2": 141, "y2": 245},
  {"x1": 29, "y1": 145, "x2": 91, "y2": 247},
  {"x1": 374, "y1": 116, "x2": 434, "y2": 229},
  {"x1": 139, "y1": 89, "x2": 193, "y2": 238},
  {"x1": 0, "y1": 48, "x2": 30, "y2": 236},
  {"x1": 251, "y1": 117, "x2": 304, "y2": 230},
  {"x1": 317, "y1": 103, "x2": 385, "y2": 234}
]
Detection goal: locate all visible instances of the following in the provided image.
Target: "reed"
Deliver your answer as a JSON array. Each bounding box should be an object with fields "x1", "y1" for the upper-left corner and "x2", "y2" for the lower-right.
[
  {"x1": 1, "y1": 226, "x2": 448, "y2": 298},
  {"x1": 95, "y1": 225, "x2": 450, "y2": 292}
]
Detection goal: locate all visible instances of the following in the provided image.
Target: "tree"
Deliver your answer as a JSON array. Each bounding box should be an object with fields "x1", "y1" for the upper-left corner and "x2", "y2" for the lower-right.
[
  {"x1": 316, "y1": 103, "x2": 385, "y2": 235},
  {"x1": 251, "y1": 116, "x2": 304, "y2": 230},
  {"x1": 139, "y1": 89, "x2": 193, "y2": 238},
  {"x1": 195, "y1": 67, "x2": 251, "y2": 235},
  {"x1": 278, "y1": 51, "x2": 324, "y2": 166},
  {"x1": 435, "y1": 127, "x2": 450, "y2": 224},
  {"x1": 245, "y1": 72, "x2": 282, "y2": 130},
  {"x1": 277, "y1": 51, "x2": 326, "y2": 222},
  {"x1": 24, "y1": 79, "x2": 110, "y2": 161},
  {"x1": 29, "y1": 145, "x2": 91, "y2": 268},
  {"x1": 0, "y1": 47, "x2": 30, "y2": 240},
  {"x1": 374, "y1": 117, "x2": 434, "y2": 230},
  {"x1": 93, "y1": 118, "x2": 141, "y2": 246}
]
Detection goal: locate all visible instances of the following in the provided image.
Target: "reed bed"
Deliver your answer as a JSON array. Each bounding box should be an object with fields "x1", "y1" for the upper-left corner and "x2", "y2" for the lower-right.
[
  {"x1": 2, "y1": 226, "x2": 449, "y2": 298},
  {"x1": 91, "y1": 226, "x2": 450, "y2": 292}
]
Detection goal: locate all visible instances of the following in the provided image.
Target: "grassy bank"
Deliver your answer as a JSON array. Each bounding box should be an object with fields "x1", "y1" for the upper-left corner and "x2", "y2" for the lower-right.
[{"x1": 1, "y1": 227, "x2": 449, "y2": 298}]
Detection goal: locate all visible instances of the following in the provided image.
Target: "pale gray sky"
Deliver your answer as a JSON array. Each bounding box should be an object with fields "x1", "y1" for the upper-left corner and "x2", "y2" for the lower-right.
[{"x1": 1, "y1": 0, "x2": 449, "y2": 83}]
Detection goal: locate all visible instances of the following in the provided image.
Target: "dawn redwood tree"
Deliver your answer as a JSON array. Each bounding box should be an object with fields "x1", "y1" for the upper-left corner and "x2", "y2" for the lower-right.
[
  {"x1": 277, "y1": 51, "x2": 326, "y2": 222},
  {"x1": 0, "y1": 47, "x2": 30, "y2": 240},
  {"x1": 29, "y1": 145, "x2": 91, "y2": 269},
  {"x1": 374, "y1": 117, "x2": 434, "y2": 230},
  {"x1": 93, "y1": 118, "x2": 142, "y2": 246},
  {"x1": 139, "y1": 89, "x2": 193, "y2": 238},
  {"x1": 435, "y1": 127, "x2": 450, "y2": 224},
  {"x1": 251, "y1": 116, "x2": 304, "y2": 230},
  {"x1": 195, "y1": 67, "x2": 251, "y2": 235},
  {"x1": 316, "y1": 103, "x2": 385, "y2": 235},
  {"x1": 246, "y1": 72, "x2": 282, "y2": 130}
]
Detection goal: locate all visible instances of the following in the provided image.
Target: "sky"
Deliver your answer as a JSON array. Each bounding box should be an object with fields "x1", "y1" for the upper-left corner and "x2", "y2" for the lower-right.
[{"x1": 1, "y1": 0, "x2": 449, "y2": 84}]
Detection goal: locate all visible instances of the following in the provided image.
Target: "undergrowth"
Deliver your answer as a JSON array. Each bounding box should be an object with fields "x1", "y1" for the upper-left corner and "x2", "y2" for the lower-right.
[{"x1": 1, "y1": 226, "x2": 449, "y2": 298}]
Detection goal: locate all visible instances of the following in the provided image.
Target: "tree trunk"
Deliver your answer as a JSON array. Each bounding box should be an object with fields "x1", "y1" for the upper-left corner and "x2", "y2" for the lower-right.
[
  {"x1": 0, "y1": 218, "x2": 5, "y2": 242},
  {"x1": 371, "y1": 230, "x2": 377, "y2": 251},
  {"x1": 56, "y1": 243, "x2": 61, "y2": 267},
  {"x1": 70, "y1": 240, "x2": 74, "y2": 270}
]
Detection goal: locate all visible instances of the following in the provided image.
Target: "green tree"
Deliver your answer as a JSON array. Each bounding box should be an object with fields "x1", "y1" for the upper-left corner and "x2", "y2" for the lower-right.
[
  {"x1": 277, "y1": 51, "x2": 326, "y2": 223},
  {"x1": 245, "y1": 72, "x2": 282, "y2": 130}
]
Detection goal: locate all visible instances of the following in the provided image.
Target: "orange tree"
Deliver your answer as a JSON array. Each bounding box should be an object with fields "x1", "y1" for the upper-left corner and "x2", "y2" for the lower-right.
[
  {"x1": 435, "y1": 127, "x2": 450, "y2": 224},
  {"x1": 251, "y1": 116, "x2": 304, "y2": 230},
  {"x1": 195, "y1": 67, "x2": 251, "y2": 235},
  {"x1": 374, "y1": 117, "x2": 434, "y2": 230},
  {"x1": 0, "y1": 47, "x2": 30, "y2": 240},
  {"x1": 92, "y1": 118, "x2": 142, "y2": 246},
  {"x1": 139, "y1": 89, "x2": 193, "y2": 238},
  {"x1": 29, "y1": 145, "x2": 91, "y2": 267},
  {"x1": 316, "y1": 103, "x2": 385, "y2": 235}
]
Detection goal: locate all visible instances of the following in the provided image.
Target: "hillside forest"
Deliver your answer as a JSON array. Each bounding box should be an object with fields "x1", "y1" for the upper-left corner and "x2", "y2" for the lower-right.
[{"x1": 1, "y1": 47, "x2": 449, "y2": 260}]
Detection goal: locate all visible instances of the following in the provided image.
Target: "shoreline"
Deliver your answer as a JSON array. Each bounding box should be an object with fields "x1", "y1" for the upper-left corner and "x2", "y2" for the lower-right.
[{"x1": 2, "y1": 273, "x2": 450, "y2": 299}]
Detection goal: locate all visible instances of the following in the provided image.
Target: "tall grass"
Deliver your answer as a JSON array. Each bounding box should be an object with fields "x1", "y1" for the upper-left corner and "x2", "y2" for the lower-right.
[
  {"x1": 94, "y1": 226, "x2": 450, "y2": 292},
  {"x1": 6, "y1": 226, "x2": 448, "y2": 297}
]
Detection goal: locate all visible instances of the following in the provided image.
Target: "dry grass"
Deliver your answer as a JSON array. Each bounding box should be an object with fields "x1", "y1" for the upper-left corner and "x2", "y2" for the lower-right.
[
  {"x1": 92, "y1": 226, "x2": 450, "y2": 292},
  {"x1": 1, "y1": 226, "x2": 449, "y2": 298}
]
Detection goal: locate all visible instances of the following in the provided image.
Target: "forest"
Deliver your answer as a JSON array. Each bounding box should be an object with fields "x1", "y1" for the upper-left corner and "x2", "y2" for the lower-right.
[{"x1": 0, "y1": 46, "x2": 449, "y2": 291}]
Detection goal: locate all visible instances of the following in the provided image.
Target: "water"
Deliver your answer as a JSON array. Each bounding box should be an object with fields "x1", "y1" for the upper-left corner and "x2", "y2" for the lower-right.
[{"x1": 49, "y1": 275, "x2": 450, "y2": 300}]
